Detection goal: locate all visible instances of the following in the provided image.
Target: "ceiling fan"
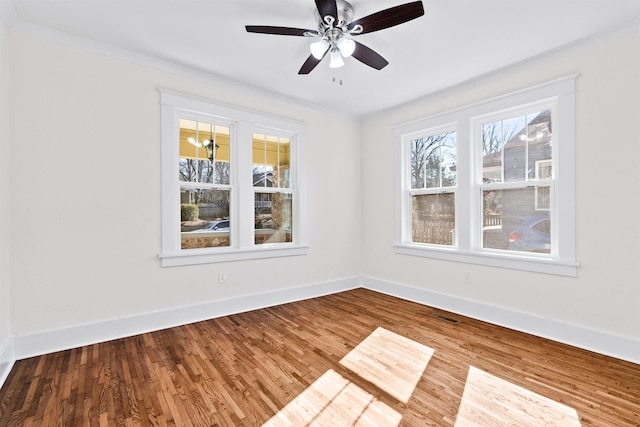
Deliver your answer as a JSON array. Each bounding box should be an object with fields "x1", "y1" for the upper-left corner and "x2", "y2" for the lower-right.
[{"x1": 245, "y1": 0, "x2": 425, "y2": 74}]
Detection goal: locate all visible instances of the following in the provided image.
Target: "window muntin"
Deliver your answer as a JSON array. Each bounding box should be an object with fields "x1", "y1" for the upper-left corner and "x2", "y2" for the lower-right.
[
  {"x1": 252, "y1": 133, "x2": 290, "y2": 188},
  {"x1": 179, "y1": 119, "x2": 231, "y2": 185}
]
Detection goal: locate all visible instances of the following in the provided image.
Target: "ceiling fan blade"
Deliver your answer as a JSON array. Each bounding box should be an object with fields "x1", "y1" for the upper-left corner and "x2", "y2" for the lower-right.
[
  {"x1": 315, "y1": 0, "x2": 338, "y2": 23},
  {"x1": 351, "y1": 41, "x2": 389, "y2": 70},
  {"x1": 347, "y1": 1, "x2": 424, "y2": 35},
  {"x1": 298, "y1": 54, "x2": 324, "y2": 74},
  {"x1": 245, "y1": 25, "x2": 314, "y2": 36}
]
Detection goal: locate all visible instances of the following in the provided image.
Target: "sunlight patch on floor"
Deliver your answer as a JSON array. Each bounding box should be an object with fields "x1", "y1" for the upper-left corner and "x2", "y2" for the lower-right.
[
  {"x1": 454, "y1": 366, "x2": 581, "y2": 427},
  {"x1": 339, "y1": 327, "x2": 435, "y2": 403},
  {"x1": 262, "y1": 369, "x2": 402, "y2": 427}
]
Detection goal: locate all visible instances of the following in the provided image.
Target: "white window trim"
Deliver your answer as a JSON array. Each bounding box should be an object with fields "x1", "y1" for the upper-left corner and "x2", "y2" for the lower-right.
[
  {"x1": 159, "y1": 89, "x2": 309, "y2": 267},
  {"x1": 394, "y1": 75, "x2": 579, "y2": 277}
]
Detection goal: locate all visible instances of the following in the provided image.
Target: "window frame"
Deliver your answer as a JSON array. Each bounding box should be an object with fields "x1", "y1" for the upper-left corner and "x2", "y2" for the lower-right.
[
  {"x1": 405, "y1": 124, "x2": 458, "y2": 247},
  {"x1": 159, "y1": 89, "x2": 308, "y2": 267},
  {"x1": 251, "y1": 127, "x2": 295, "y2": 246},
  {"x1": 394, "y1": 76, "x2": 578, "y2": 276}
]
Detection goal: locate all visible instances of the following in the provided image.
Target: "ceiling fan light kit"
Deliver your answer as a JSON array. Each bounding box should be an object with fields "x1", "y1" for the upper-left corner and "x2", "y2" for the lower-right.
[{"x1": 246, "y1": 0, "x2": 425, "y2": 74}]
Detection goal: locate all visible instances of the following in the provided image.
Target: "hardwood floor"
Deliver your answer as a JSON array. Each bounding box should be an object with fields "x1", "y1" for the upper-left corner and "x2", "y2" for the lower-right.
[{"x1": 0, "y1": 288, "x2": 638, "y2": 426}]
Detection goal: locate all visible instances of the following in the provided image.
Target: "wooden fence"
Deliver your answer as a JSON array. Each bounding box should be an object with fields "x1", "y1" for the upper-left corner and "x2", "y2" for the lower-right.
[
  {"x1": 412, "y1": 215, "x2": 502, "y2": 245},
  {"x1": 412, "y1": 220, "x2": 455, "y2": 245}
]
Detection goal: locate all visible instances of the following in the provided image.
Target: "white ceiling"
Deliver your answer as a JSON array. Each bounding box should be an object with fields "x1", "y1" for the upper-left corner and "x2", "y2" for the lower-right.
[{"x1": 4, "y1": 0, "x2": 640, "y2": 116}]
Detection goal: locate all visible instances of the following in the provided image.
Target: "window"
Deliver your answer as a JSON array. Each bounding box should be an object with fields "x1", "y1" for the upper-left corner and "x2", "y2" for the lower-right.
[
  {"x1": 253, "y1": 132, "x2": 293, "y2": 245},
  {"x1": 409, "y1": 129, "x2": 457, "y2": 246},
  {"x1": 179, "y1": 119, "x2": 232, "y2": 250},
  {"x1": 394, "y1": 76, "x2": 578, "y2": 276},
  {"x1": 478, "y1": 108, "x2": 553, "y2": 253},
  {"x1": 160, "y1": 90, "x2": 308, "y2": 267}
]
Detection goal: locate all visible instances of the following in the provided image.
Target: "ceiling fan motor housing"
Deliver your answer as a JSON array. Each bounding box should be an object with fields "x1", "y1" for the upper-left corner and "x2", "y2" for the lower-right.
[{"x1": 316, "y1": 0, "x2": 354, "y2": 28}]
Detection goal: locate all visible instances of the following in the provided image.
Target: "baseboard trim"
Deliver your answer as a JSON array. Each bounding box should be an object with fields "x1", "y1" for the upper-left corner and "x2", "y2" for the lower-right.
[
  {"x1": 0, "y1": 336, "x2": 15, "y2": 391},
  {"x1": 13, "y1": 277, "x2": 362, "y2": 361},
  {"x1": 6, "y1": 274, "x2": 638, "y2": 380},
  {"x1": 362, "y1": 276, "x2": 640, "y2": 364}
]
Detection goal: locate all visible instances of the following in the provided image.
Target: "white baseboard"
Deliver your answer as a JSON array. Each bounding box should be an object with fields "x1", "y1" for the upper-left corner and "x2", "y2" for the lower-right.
[
  {"x1": 3, "y1": 273, "x2": 637, "y2": 392},
  {"x1": 0, "y1": 336, "x2": 15, "y2": 390},
  {"x1": 12, "y1": 276, "x2": 362, "y2": 361},
  {"x1": 363, "y1": 276, "x2": 640, "y2": 365}
]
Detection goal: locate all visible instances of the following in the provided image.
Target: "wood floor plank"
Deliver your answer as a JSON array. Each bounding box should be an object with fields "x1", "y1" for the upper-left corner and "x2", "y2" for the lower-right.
[{"x1": 1, "y1": 288, "x2": 639, "y2": 426}]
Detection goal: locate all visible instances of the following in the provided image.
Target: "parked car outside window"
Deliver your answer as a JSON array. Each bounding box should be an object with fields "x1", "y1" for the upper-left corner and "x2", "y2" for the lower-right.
[
  {"x1": 192, "y1": 220, "x2": 230, "y2": 232},
  {"x1": 507, "y1": 215, "x2": 550, "y2": 253}
]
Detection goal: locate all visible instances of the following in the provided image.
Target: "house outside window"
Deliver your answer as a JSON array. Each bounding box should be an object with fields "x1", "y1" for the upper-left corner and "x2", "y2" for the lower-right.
[
  {"x1": 394, "y1": 76, "x2": 578, "y2": 276},
  {"x1": 479, "y1": 108, "x2": 553, "y2": 254},
  {"x1": 160, "y1": 90, "x2": 308, "y2": 267}
]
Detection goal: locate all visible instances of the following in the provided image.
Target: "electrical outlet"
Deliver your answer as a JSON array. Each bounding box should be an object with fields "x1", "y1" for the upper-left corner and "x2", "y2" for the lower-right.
[{"x1": 218, "y1": 272, "x2": 227, "y2": 284}]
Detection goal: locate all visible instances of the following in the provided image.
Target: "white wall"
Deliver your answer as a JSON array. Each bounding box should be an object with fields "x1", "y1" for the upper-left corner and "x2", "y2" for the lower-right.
[
  {"x1": 7, "y1": 31, "x2": 362, "y2": 338},
  {"x1": 3, "y1": 16, "x2": 639, "y2": 366},
  {"x1": 0, "y1": 17, "x2": 12, "y2": 378},
  {"x1": 361, "y1": 27, "x2": 640, "y2": 343}
]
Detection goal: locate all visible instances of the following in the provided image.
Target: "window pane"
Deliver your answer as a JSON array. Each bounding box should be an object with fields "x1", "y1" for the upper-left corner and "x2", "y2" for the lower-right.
[
  {"x1": 482, "y1": 188, "x2": 551, "y2": 254},
  {"x1": 253, "y1": 133, "x2": 291, "y2": 188},
  {"x1": 255, "y1": 192, "x2": 293, "y2": 244},
  {"x1": 411, "y1": 193, "x2": 455, "y2": 246},
  {"x1": 482, "y1": 110, "x2": 552, "y2": 184},
  {"x1": 528, "y1": 111, "x2": 553, "y2": 180},
  {"x1": 482, "y1": 120, "x2": 504, "y2": 183},
  {"x1": 180, "y1": 188, "x2": 230, "y2": 249},
  {"x1": 410, "y1": 131, "x2": 456, "y2": 189},
  {"x1": 502, "y1": 115, "x2": 527, "y2": 182},
  {"x1": 179, "y1": 119, "x2": 231, "y2": 185}
]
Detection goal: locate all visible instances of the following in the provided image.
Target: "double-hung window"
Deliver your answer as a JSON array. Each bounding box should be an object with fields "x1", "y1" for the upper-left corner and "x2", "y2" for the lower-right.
[
  {"x1": 477, "y1": 107, "x2": 554, "y2": 254},
  {"x1": 160, "y1": 90, "x2": 308, "y2": 267},
  {"x1": 408, "y1": 128, "x2": 457, "y2": 246},
  {"x1": 252, "y1": 131, "x2": 293, "y2": 245},
  {"x1": 395, "y1": 76, "x2": 578, "y2": 276}
]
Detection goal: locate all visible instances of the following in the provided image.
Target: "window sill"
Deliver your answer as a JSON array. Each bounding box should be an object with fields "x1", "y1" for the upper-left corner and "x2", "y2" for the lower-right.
[
  {"x1": 160, "y1": 244, "x2": 309, "y2": 267},
  {"x1": 394, "y1": 243, "x2": 578, "y2": 277}
]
